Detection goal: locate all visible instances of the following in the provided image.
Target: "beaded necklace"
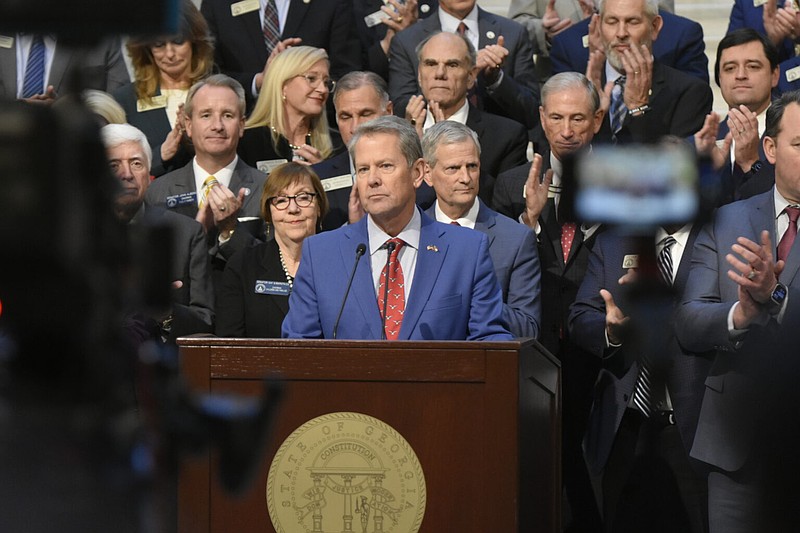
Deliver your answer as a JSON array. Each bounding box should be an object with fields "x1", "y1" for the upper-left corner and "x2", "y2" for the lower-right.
[
  {"x1": 271, "y1": 126, "x2": 312, "y2": 150},
  {"x1": 278, "y1": 248, "x2": 295, "y2": 293}
]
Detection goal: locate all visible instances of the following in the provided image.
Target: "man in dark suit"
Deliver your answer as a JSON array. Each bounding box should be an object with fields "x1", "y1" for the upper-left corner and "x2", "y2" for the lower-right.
[
  {"x1": 549, "y1": 5, "x2": 708, "y2": 83},
  {"x1": 102, "y1": 123, "x2": 214, "y2": 344},
  {"x1": 0, "y1": 35, "x2": 128, "y2": 101},
  {"x1": 694, "y1": 29, "x2": 780, "y2": 206},
  {"x1": 200, "y1": 0, "x2": 361, "y2": 100},
  {"x1": 312, "y1": 71, "x2": 395, "y2": 231},
  {"x1": 421, "y1": 120, "x2": 541, "y2": 338},
  {"x1": 406, "y1": 31, "x2": 528, "y2": 196},
  {"x1": 144, "y1": 75, "x2": 267, "y2": 288},
  {"x1": 583, "y1": 0, "x2": 712, "y2": 145},
  {"x1": 675, "y1": 90, "x2": 800, "y2": 533},
  {"x1": 569, "y1": 224, "x2": 710, "y2": 532},
  {"x1": 493, "y1": 72, "x2": 605, "y2": 532},
  {"x1": 282, "y1": 115, "x2": 511, "y2": 341},
  {"x1": 388, "y1": 0, "x2": 540, "y2": 129}
]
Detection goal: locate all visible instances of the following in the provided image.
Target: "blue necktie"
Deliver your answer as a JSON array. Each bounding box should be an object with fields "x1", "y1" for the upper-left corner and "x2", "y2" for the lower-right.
[
  {"x1": 609, "y1": 76, "x2": 627, "y2": 140},
  {"x1": 22, "y1": 36, "x2": 46, "y2": 98}
]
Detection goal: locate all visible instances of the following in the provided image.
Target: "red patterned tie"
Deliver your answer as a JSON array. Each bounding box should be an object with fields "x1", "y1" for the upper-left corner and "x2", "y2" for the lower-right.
[
  {"x1": 378, "y1": 238, "x2": 405, "y2": 340},
  {"x1": 263, "y1": 0, "x2": 281, "y2": 55},
  {"x1": 561, "y1": 222, "x2": 577, "y2": 263},
  {"x1": 456, "y1": 23, "x2": 479, "y2": 107},
  {"x1": 778, "y1": 206, "x2": 800, "y2": 263}
]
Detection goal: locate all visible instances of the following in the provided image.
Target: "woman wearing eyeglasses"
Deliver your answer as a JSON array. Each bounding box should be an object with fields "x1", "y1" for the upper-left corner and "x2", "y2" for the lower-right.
[
  {"x1": 238, "y1": 46, "x2": 340, "y2": 170},
  {"x1": 216, "y1": 162, "x2": 329, "y2": 337},
  {"x1": 113, "y1": 0, "x2": 213, "y2": 177}
]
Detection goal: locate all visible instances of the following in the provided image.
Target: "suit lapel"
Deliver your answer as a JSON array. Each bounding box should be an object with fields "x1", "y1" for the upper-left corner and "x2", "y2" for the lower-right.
[
  {"x1": 343, "y1": 219, "x2": 384, "y2": 339},
  {"x1": 399, "y1": 216, "x2": 447, "y2": 339},
  {"x1": 540, "y1": 199, "x2": 567, "y2": 267},
  {"x1": 674, "y1": 224, "x2": 702, "y2": 296},
  {"x1": 283, "y1": 0, "x2": 312, "y2": 40},
  {"x1": 262, "y1": 240, "x2": 290, "y2": 316},
  {"x1": 474, "y1": 200, "x2": 496, "y2": 247},
  {"x1": 0, "y1": 45, "x2": 16, "y2": 98},
  {"x1": 241, "y1": 2, "x2": 269, "y2": 65},
  {"x1": 48, "y1": 44, "x2": 72, "y2": 94},
  {"x1": 477, "y1": 8, "x2": 499, "y2": 49},
  {"x1": 465, "y1": 106, "x2": 484, "y2": 136},
  {"x1": 168, "y1": 165, "x2": 199, "y2": 219}
]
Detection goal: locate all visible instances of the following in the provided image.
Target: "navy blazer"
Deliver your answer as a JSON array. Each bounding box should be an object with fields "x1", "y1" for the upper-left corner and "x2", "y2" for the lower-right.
[
  {"x1": 282, "y1": 210, "x2": 512, "y2": 340},
  {"x1": 549, "y1": 10, "x2": 709, "y2": 83},
  {"x1": 676, "y1": 189, "x2": 800, "y2": 472},
  {"x1": 727, "y1": 0, "x2": 795, "y2": 61},
  {"x1": 387, "y1": 6, "x2": 540, "y2": 129},
  {"x1": 425, "y1": 199, "x2": 541, "y2": 338},
  {"x1": 569, "y1": 226, "x2": 710, "y2": 474}
]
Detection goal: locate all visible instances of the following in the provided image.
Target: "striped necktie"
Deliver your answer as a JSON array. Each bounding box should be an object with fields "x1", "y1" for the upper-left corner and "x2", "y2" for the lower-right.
[
  {"x1": 609, "y1": 76, "x2": 627, "y2": 140},
  {"x1": 22, "y1": 36, "x2": 46, "y2": 98},
  {"x1": 198, "y1": 175, "x2": 218, "y2": 210},
  {"x1": 263, "y1": 0, "x2": 281, "y2": 55}
]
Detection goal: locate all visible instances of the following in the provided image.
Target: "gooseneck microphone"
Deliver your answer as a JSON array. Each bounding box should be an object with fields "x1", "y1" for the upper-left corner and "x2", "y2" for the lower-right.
[
  {"x1": 379, "y1": 241, "x2": 397, "y2": 341},
  {"x1": 332, "y1": 243, "x2": 367, "y2": 339}
]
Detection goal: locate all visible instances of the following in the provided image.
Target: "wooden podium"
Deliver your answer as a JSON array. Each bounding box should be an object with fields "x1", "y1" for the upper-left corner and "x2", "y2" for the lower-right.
[{"x1": 178, "y1": 338, "x2": 560, "y2": 533}]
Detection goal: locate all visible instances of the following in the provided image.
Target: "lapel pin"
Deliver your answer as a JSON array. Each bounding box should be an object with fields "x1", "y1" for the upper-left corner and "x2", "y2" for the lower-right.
[
  {"x1": 486, "y1": 31, "x2": 496, "y2": 40},
  {"x1": 303, "y1": 0, "x2": 310, "y2": 3},
  {"x1": 243, "y1": 187, "x2": 251, "y2": 196},
  {"x1": 427, "y1": 245, "x2": 438, "y2": 252}
]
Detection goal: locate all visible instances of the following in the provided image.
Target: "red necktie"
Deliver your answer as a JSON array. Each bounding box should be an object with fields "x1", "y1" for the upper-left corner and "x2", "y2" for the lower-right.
[
  {"x1": 263, "y1": 0, "x2": 280, "y2": 55},
  {"x1": 561, "y1": 222, "x2": 577, "y2": 263},
  {"x1": 456, "y1": 23, "x2": 479, "y2": 107},
  {"x1": 778, "y1": 206, "x2": 800, "y2": 263},
  {"x1": 378, "y1": 239, "x2": 405, "y2": 340}
]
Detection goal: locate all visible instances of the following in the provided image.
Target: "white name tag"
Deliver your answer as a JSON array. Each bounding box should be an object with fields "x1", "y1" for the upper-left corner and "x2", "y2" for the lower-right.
[
  {"x1": 136, "y1": 94, "x2": 167, "y2": 112},
  {"x1": 257, "y1": 158, "x2": 289, "y2": 174},
  {"x1": 622, "y1": 255, "x2": 639, "y2": 269},
  {"x1": 321, "y1": 173, "x2": 353, "y2": 192},
  {"x1": 786, "y1": 65, "x2": 800, "y2": 83},
  {"x1": 582, "y1": 35, "x2": 589, "y2": 49},
  {"x1": 0, "y1": 35, "x2": 14, "y2": 49},
  {"x1": 753, "y1": 0, "x2": 767, "y2": 6},
  {"x1": 231, "y1": 0, "x2": 260, "y2": 16}
]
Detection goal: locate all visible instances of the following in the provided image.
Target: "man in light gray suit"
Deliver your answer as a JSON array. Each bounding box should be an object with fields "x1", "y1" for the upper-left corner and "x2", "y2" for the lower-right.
[
  {"x1": 421, "y1": 120, "x2": 541, "y2": 338},
  {"x1": 0, "y1": 35, "x2": 128, "y2": 102},
  {"x1": 145, "y1": 74, "x2": 266, "y2": 297},
  {"x1": 675, "y1": 90, "x2": 800, "y2": 532}
]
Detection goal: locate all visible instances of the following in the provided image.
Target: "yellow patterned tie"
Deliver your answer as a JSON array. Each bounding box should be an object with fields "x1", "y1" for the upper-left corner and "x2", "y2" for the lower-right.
[{"x1": 198, "y1": 175, "x2": 218, "y2": 210}]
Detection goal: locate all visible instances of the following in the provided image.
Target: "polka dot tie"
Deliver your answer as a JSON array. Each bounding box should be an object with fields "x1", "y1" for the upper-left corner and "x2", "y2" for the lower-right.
[
  {"x1": 378, "y1": 238, "x2": 405, "y2": 341},
  {"x1": 560, "y1": 222, "x2": 577, "y2": 263}
]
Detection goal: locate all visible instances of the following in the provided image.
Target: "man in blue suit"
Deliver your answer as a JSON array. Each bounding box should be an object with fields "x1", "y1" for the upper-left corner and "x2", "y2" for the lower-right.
[
  {"x1": 420, "y1": 120, "x2": 541, "y2": 338},
  {"x1": 727, "y1": 0, "x2": 797, "y2": 62},
  {"x1": 282, "y1": 115, "x2": 511, "y2": 340},
  {"x1": 676, "y1": 90, "x2": 800, "y2": 532}
]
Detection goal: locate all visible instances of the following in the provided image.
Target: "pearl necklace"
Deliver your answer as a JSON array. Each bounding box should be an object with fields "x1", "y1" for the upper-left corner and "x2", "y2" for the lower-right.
[
  {"x1": 271, "y1": 126, "x2": 311, "y2": 151},
  {"x1": 278, "y1": 248, "x2": 295, "y2": 293}
]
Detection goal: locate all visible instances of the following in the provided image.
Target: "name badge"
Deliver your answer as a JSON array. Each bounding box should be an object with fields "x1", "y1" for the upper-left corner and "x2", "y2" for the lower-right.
[
  {"x1": 786, "y1": 65, "x2": 800, "y2": 83},
  {"x1": 257, "y1": 158, "x2": 289, "y2": 174},
  {"x1": 321, "y1": 173, "x2": 353, "y2": 192},
  {"x1": 255, "y1": 280, "x2": 291, "y2": 296},
  {"x1": 231, "y1": 0, "x2": 260, "y2": 16},
  {"x1": 582, "y1": 34, "x2": 589, "y2": 49},
  {"x1": 753, "y1": 0, "x2": 767, "y2": 6},
  {"x1": 136, "y1": 94, "x2": 167, "y2": 112},
  {"x1": 622, "y1": 254, "x2": 639, "y2": 269},
  {"x1": 166, "y1": 191, "x2": 197, "y2": 208},
  {"x1": 0, "y1": 36, "x2": 14, "y2": 49}
]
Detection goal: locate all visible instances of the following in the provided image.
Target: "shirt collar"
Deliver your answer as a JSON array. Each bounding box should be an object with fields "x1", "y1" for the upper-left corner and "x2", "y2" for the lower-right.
[
  {"x1": 434, "y1": 196, "x2": 479, "y2": 228},
  {"x1": 774, "y1": 186, "x2": 797, "y2": 220},
  {"x1": 605, "y1": 61, "x2": 624, "y2": 85},
  {"x1": 438, "y1": 4, "x2": 479, "y2": 34},
  {"x1": 193, "y1": 155, "x2": 238, "y2": 191},
  {"x1": 367, "y1": 207, "x2": 422, "y2": 256},
  {"x1": 423, "y1": 99, "x2": 470, "y2": 131},
  {"x1": 656, "y1": 223, "x2": 692, "y2": 250}
]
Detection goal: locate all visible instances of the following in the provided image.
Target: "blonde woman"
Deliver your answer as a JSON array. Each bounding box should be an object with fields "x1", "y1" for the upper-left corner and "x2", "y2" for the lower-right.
[{"x1": 238, "y1": 46, "x2": 339, "y2": 171}]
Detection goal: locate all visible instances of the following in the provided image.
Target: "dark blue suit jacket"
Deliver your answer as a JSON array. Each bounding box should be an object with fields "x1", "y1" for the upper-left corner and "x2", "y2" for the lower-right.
[
  {"x1": 549, "y1": 10, "x2": 709, "y2": 83},
  {"x1": 727, "y1": 0, "x2": 795, "y2": 61},
  {"x1": 676, "y1": 189, "x2": 800, "y2": 472},
  {"x1": 425, "y1": 199, "x2": 541, "y2": 338},
  {"x1": 282, "y1": 210, "x2": 512, "y2": 340},
  {"x1": 569, "y1": 226, "x2": 710, "y2": 475}
]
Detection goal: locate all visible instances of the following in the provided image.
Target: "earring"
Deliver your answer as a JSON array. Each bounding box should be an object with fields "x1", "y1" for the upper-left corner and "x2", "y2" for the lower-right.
[{"x1": 282, "y1": 93, "x2": 287, "y2": 102}]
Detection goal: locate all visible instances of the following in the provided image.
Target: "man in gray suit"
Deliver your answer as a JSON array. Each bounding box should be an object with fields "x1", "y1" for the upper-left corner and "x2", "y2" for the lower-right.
[
  {"x1": 145, "y1": 74, "x2": 267, "y2": 295},
  {"x1": 676, "y1": 90, "x2": 800, "y2": 532},
  {"x1": 421, "y1": 120, "x2": 541, "y2": 338},
  {"x1": 0, "y1": 35, "x2": 128, "y2": 102}
]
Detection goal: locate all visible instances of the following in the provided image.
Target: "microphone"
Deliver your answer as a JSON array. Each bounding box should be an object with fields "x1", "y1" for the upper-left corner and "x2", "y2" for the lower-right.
[
  {"x1": 379, "y1": 241, "x2": 397, "y2": 341},
  {"x1": 333, "y1": 243, "x2": 367, "y2": 339}
]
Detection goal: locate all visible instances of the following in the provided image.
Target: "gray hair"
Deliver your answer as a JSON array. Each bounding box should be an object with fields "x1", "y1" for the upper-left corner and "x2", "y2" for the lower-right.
[
  {"x1": 349, "y1": 115, "x2": 423, "y2": 167},
  {"x1": 541, "y1": 72, "x2": 601, "y2": 114},
  {"x1": 184, "y1": 73, "x2": 246, "y2": 118},
  {"x1": 415, "y1": 31, "x2": 477, "y2": 69},
  {"x1": 421, "y1": 120, "x2": 481, "y2": 168},
  {"x1": 598, "y1": 0, "x2": 659, "y2": 19},
  {"x1": 101, "y1": 123, "x2": 152, "y2": 170},
  {"x1": 333, "y1": 71, "x2": 391, "y2": 110}
]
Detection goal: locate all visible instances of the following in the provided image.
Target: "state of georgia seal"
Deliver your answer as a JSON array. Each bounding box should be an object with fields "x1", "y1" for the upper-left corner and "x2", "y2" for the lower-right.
[{"x1": 267, "y1": 412, "x2": 426, "y2": 533}]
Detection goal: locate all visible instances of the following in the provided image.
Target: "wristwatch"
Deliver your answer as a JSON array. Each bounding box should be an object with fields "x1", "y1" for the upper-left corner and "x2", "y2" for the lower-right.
[{"x1": 768, "y1": 282, "x2": 788, "y2": 315}]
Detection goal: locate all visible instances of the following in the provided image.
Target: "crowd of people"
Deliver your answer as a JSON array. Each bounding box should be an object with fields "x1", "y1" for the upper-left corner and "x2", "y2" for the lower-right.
[{"x1": 5, "y1": 0, "x2": 800, "y2": 531}]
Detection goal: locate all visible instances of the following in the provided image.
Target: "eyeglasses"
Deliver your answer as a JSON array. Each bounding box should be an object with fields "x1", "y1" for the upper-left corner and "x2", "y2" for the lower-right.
[
  {"x1": 268, "y1": 192, "x2": 318, "y2": 210},
  {"x1": 296, "y1": 73, "x2": 336, "y2": 92}
]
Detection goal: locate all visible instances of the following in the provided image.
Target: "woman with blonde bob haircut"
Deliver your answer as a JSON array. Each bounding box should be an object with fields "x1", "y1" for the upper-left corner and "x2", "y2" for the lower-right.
[
  {"x1": 216, "y1": 162, "x2": 328, "y2": 338},
  {"x1": 114, "y1": 0, "x2": 214, "y2": 176},
  {"x1": 239, "y1": 46, "x2": 337, "y2": 169}
]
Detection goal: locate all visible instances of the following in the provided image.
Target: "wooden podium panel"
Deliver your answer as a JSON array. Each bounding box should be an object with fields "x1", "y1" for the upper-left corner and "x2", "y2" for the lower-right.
[{"x1": 178, "y1": 338, "x2": 560, "y2": 533}]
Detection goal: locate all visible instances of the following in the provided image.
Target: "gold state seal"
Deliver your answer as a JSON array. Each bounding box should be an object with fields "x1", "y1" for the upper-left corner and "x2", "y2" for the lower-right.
[{"x1": 267, "y1": 412, "x2": 426, "y2": 533}]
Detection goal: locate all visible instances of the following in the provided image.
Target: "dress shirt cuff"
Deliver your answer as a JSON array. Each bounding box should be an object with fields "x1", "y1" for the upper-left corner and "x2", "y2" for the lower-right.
[
  {"x1": 517, "y1": 213, "x2": 541, "y2": 235},
  {"x1": 251, "y1": 75, "x2": 260, "y2": 98},
  {"x1": 605, "y1": 328, "x2": 622, "y2": 349},
  {"x1": 486, "y1": 70, "x2": 504, "y2": 92}
]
